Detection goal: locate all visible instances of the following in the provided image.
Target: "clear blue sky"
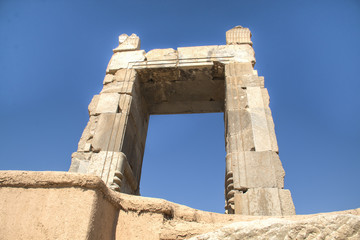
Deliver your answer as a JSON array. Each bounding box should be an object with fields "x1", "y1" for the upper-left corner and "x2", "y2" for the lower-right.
[{"x1": 1, "y1": 0, "x2": 359, "y2": 215}]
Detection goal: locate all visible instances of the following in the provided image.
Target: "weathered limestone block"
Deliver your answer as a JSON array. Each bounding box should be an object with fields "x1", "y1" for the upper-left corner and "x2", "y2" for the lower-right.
[
  {"x1": 246, "y1": 87, "x2": 279, "y2": 152},
  {"x1": 95, "y1": 93, "x2": 120, "y2": 114},
  {"x1": 68, "y1": 158, "x2": 89, "y2": 173},
  {"x1": 92, "y1": 94, "x2": 132, "y2": 152},
  {"x1": 259, "y1": 76, "x2": 265, "y2": 87},
  {"x1": 103, "y1": 74, "x2": 115, "y2": 85},
  {"x1": 88, "y1": 151, "x2": 138, "y2": 192},
  {"x1": 262, "y1": 88, "x2": 279, "y2": 152},
  {"x1": 113, "y1": 68, "x2": 137, "y2": 82},
  {"x1": 246, "y1": 87, "x2": 272, "y2": 151},
  {"x1": 130, "y1": 143, "x2": 145, "y2": 181},
  {"x1": 118, "y1": 93, "x2": 132, "y2": 112},
  {"x1": 118, "y1": 173, "x2": 133, "y2": 194},
  {"x1": 225, "y1": 109, "x2": 255, "y2": 152},
  {"x1": 226, "y1": 26, "x2": 253, "y2": 45},
  {"x1": 247, "y1": 107, "x2": 272, "y2": 151},
  {"x1": 141, "y1": 48, "x2": 179, "y2": 68},
  {"x1": 71, "y1": 151, "x2": 92, "y2": 161},
  {"x1": 234, "y1": 188, "x2": 295, "y2": 216},
  {"x1": 178, "y1": 45, "x2": 255, "y2": 64},
  {"x1": 128, "y1": 95, "x2": 149, "y2": 143},
  {"x1": 92, "y1": 113, "x2": 125, "y2": 152},
  {"x1": 77, "y1": 120, "x2": 92, "y2": 151},
  {"x1": 120, "y1": 117, "x2": 142, "y2": 167},
  {"x1": 225, "y1": 83, "x2": 248, "y2": 110},
  {"x1": 101, "y1": 81, "x2": 134, "y2": 94},
  {"x1": 264, "y1": 107, "x2": 278, "y2": 152},
  {"x1": 261, "y1": 88, "x2": 270, "y2": 106},
  {"x1": 229, "y1": 151, "x2": 285, "y2": 190},
  {"x1": 89, "y1": 115, "x2": 100, "y2": 135},
  {"x1": 247, "y1": 87, "x2": 265, "y2": 108},
  {"x1": 225, "y1": 110, "x2": 239, "y2": 138},
  {"x1": 106, "y1": 50, "x2": 146, "y2": 73},
  {"x1": 88, "y1": 151, "x2": 118, "y2": 185},
  {"x1": 232, "y1": 76, "x2": 264, "y2": 88},
  {"x1": 69, "y1": 152, "x2": 92, "y2": 173},
  {"x1": 108, "y1": 113, "x2": 129, "y2": 153},
  {"x1": 225, "y1": 62, "x2": 254, "y2": 76},
  {"x1": 113, "y1": 33, "x2": 140, "y2": 52},
  {"x1": 92, "y1": 113, "x2": 118, "y2": 152},
  {"x1": 124, "y1": 96, "x2": 147, "y2": 153},
  {"x1": 88, "y1": 94, "x2": 100, "y2": 116},
  {"x1": 225, "y1": 62, "x2": 264, "y2": 88},
  {"x1": 109, "y1": 152, "x2": 138, "y2": 194},
  {"x1": 145, "y1": 48, "x2": 178, "y2": 61},
  {"x1": 225, "y1": 134, "x2": 240, "y2": 154},
  {"x1": 77, "y1": 115, "x2": 98, "y2": 151}
]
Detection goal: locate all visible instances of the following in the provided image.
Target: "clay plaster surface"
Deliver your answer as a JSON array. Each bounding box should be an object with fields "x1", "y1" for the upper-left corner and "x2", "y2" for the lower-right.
[{"x1": 0, "y1": 171, "x2": 359, "y2": 240}]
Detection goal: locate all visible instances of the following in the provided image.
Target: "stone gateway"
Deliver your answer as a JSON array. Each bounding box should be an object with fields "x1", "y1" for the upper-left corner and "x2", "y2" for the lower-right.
[
  {"x1": 69, "y1": 26, "x2": 295, "y2": 216},
  {"x1": 1, "y1": 26, "x2": 359, "y2": 240}
]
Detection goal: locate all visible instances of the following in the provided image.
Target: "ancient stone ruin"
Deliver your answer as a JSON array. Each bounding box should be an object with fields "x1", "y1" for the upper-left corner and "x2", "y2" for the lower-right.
[
  {"x1": 1, "y1": 26, "x2": 359, "y2": 240},
  {"x1": 69, "y1": 26, "x2": 295, "y2": 216}
]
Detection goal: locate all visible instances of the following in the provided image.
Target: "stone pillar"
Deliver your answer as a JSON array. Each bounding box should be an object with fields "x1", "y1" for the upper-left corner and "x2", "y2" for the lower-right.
[
  {"x1": 224, "y1": 26, "x2": 295, "y2": 215},
  {"x1": 69, "y1": 34, "x2": 149, "y2": 195}
]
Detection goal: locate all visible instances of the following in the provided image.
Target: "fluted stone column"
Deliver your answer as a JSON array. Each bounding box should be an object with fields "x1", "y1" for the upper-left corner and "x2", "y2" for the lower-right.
[{"x1": 224, "y1": 26, "x2": 295, "y2": 215}]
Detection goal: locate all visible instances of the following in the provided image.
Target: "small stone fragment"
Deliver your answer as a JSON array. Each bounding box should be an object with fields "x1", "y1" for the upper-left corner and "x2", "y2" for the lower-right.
[
  {"x1": 226, "y1": 25, "x2": 253, "y2": 45},
  {"x1": 113, "y1": 33, "x2": 140, "y2": 52}
]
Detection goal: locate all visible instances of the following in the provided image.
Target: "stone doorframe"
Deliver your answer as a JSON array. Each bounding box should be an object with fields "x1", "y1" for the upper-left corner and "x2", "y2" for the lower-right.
[{"x1": 69, "y1": 26, "x2": 295, "y2": 216}]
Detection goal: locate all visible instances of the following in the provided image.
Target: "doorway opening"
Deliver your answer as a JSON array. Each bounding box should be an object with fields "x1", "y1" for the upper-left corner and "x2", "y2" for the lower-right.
[{"x1": 140, "y1": 113, "x2": 225, "y2": 213}]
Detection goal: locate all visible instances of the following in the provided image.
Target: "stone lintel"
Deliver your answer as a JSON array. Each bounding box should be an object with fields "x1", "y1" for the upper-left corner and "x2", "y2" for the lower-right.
[
  {"x1": 178, "y1": 45, "x2": 255, "y2": 64},
  {"x1": 145, "y1": 48, "x2": 178, "y2": 61},
  {"x1": 130, "y1": 44, "x2": 255, "y2": 70},
  {"x1": 149, "y1": 101, "x2": 224, "y2": 114}
]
